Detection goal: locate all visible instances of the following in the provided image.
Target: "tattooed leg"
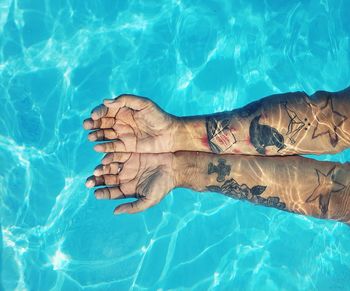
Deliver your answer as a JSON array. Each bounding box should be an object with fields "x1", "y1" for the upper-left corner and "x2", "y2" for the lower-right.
[{"x1": 174, "y1": 152, "x2": 350, "y2": 224}]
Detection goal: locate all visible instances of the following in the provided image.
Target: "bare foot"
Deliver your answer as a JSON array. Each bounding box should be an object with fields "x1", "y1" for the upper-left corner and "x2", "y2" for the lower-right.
[{"x1": 85, "y1": 152, "x2": 175, "y2": 214}]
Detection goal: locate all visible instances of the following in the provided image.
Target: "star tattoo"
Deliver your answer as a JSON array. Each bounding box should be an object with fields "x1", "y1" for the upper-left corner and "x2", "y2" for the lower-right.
[
  {"x1": 307, "y1": 95, "x2": 347, "y2": 147},
  {"x1": 306, "y1": 166, "x2": 346, "y2": 216}
]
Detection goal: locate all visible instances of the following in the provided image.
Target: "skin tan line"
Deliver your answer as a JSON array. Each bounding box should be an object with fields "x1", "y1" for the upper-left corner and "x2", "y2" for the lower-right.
[{"x1": 83, "y1": 87, "x2": 350, "y2": 224}]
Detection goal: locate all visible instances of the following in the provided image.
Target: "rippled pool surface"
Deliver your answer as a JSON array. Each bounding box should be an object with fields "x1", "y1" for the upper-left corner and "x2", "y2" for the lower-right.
[{"x1": 1, "y1": 0, "x2": 350, "y2": 290}]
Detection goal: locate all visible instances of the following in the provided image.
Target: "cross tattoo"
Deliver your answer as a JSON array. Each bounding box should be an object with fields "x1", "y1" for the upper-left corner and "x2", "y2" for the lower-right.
[{"x1": 208, "y1": 158, "x2": 231, "y2": 182}]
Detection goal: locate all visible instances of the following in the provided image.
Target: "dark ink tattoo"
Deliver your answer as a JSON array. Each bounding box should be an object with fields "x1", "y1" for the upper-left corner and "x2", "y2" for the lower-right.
[
  {"x1": 306, "y1": 94, "x2": 347, "y2": 148},
  {"x1": 306, "y1": 166, "x2": 346, "y2": 216},
  {"x1": 208, "y1": 158, "x2": 231, "y2": 182},
  {"x1": 283, "y1": 102, "x2": 307, "y2": 144},
  {"x1": 206, "y1": 113, "x2": 237, "y2": 153},
  {"x1": 206, "y1": 178, "x2": 286, "y2": 210},
  {"x1": 249, "y1": 115, "x2": 286, "y2": 155}
]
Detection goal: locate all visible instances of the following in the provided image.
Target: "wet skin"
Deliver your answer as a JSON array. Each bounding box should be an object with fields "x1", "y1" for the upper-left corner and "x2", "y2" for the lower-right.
[
  {"x1": 85, "y1": 151, "x2": 350, "y2": 224},
  {"x1": 83, "y1": 88, "x2": 350, "y2": 223}
]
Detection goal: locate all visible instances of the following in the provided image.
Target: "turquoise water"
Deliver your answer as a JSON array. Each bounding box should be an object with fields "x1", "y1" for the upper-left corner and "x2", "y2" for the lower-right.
[{"x1": 1, "y1": 0, "x2": 350, "y2": 290}]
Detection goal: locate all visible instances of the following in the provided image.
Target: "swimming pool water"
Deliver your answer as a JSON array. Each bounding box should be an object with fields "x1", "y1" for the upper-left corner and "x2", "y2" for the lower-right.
[{"x1": 1, "y1": 0, "x2": 350, "y2": 290}]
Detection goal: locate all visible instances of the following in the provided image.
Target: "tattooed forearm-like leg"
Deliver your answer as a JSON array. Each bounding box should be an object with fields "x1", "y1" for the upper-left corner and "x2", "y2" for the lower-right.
[
  {"x1": 173, "y1": 152, "x2": 350, "y2": 224},
  {"x1": 173, "y1": 87, "x2": 350, "y2": 155}
]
